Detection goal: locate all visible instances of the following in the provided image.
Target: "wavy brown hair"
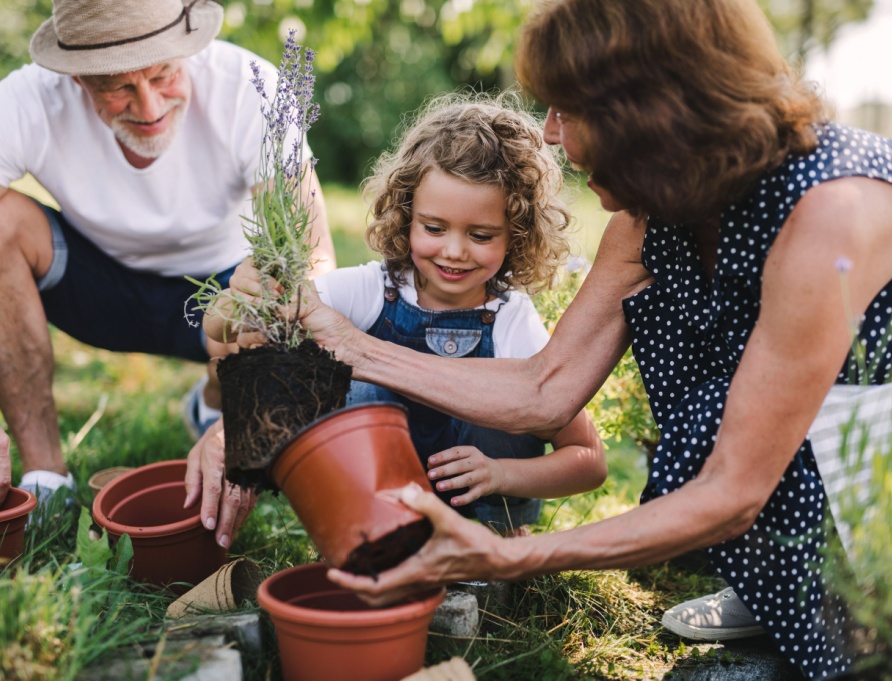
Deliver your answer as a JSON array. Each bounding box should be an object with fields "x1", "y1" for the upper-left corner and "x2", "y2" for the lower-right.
[
  {"x1": 363, "y1": 91, "x2": 572, "y2": 294},
  {"x1": 516, "y1": 0, "x2": 826, "y2": 225}
]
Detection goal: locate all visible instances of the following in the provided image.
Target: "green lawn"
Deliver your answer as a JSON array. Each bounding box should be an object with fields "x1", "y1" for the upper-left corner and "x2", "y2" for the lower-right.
[{"x1": 0, "y1": 176, "x2": 733, "y2": 680}]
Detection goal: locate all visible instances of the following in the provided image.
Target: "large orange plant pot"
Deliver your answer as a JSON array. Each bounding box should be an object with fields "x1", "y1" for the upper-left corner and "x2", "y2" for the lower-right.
[
  {"x1": 270, "y1": 402, "x2": 433, "y2": 575},
  {"x1": 92, "y1": 460, "x2": 227, "y2": 591},
  {"x1": 257, "y1": 562, "x2": 444, "y2": 681},
  {"x1": 0, "y1": 487, "x2": 37, "y2": 568}
]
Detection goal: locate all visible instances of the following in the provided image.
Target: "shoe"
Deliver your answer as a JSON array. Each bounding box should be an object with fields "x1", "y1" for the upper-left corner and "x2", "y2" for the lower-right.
[
  {"x1": 19, "y1": 470, "x2": 76, "y2": 526},
  {"x1": 19, "y1": 469, "x2": 75, "y2": 502},
  {"x1": 661, "y1": 587, "x2": 765, "y2": 641},
  {"x1": 182, "y1": 376, "x2": 221, "y2": 441}
]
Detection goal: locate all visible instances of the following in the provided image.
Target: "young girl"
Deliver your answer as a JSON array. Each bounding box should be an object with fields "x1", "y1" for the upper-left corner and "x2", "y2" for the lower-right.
[{"x1": 206, "y1": 92, "x2": 605, "y2": 535}]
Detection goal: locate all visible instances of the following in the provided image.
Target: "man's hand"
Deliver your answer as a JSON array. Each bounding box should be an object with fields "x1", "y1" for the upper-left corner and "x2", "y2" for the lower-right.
[
  {"x1": 184, "y1": 419, "x2": 257, "y2": 548},
  {"x1": 0, "y1": 429, "x2": 10, "y2": 505},
  {"x1": 426, "y1": 446, "x2": 504, "y2": 507}
]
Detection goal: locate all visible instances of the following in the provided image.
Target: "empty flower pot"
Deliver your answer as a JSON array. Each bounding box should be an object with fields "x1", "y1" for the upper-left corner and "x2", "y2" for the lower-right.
[
  {"x1": 92, "y1": 460, "x2": 227, "y2": 591},
  {"x1": 257, "y1": 562, "x2": 445, "y2": 681},
  {"x1": 270, "y1": 402, "x2": 433, "y2": 575},
  {"x1": 87, "y1": 466, "x2": 134, "y2": 498},
  {"x1": 0, "y1": 487, "x2": 37, "y2": 568}
]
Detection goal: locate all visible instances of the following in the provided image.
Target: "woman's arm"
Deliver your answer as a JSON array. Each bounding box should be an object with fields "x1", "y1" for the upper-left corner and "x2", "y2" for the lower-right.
[
  {"x1": 328, "y1": 176, "x2": 892, "y2": 604},
  {"x1": 302, "y1": 211, "x2": 653, "y2": 437},
  {"x1": 426, "y1": 408, "x2": 606, "y2": 503}
]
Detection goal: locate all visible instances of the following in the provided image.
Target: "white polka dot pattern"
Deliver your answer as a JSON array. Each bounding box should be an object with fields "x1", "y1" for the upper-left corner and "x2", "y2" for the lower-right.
[{"x1": 622, "y1": 123, "x2": 892, "y2": 680}]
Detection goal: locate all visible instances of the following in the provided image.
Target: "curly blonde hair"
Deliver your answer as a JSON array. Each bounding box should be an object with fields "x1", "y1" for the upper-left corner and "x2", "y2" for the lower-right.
[
  {"x1": 363, "y1": 91, "x2": 572, "y2": 295},
  {"x1": 516, "y1": 0, "x2": 826, "y2": 225}
]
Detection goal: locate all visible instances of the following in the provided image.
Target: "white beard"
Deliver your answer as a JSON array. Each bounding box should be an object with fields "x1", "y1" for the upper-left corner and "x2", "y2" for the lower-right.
[{"x1": 110, "y1": 98, "x2": 186, "y2": 159}]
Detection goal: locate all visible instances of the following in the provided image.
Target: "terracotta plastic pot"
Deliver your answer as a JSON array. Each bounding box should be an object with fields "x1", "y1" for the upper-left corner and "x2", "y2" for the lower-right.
[
  {"x1": 258, "y1": 562, "x2": 445, "y2": 681},
  {"x1": 87, "y1": 466, "x2": 134, "y2": 498},
  {"x1": 0, "y1": 487, "x2": 37, "y2": 567},
  {"x1": 270, "y1": 402, "x2": 433, "y2": 575},
  {"x1": 92, "y1": 460, "x2": 227, "y2": 590}
]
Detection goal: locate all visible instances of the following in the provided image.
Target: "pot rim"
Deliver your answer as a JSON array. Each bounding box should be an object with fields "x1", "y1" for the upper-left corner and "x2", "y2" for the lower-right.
[
  {"x1": 257, "y1": 562, "x2": 444, "y2": 628},
  {"x1": 0, "y1": 487, "x2": 38, "y2": 522},
  {"x1": 267, "y1": 401, "x2": 409, "y2": 476},
  {"x1": 92, "y1": 460, "x2": 202, "y2": 538},
  {"x1": 87, "y1": 466, "x2": 135, "y2": 492}
]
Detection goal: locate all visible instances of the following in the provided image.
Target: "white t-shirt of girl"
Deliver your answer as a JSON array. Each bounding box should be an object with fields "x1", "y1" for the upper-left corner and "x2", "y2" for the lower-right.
[
  {"x1": 314, "y1": 261, "x2": 550, "y2": 359},
  {"x1": 0, "y1": 40, "x2": 309, "y2": 277}
]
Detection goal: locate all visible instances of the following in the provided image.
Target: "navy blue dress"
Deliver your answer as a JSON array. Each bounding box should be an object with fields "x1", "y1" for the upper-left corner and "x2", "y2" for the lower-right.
[{"x1": 623, "y1": 123, "x2": 892, "y2": 679}]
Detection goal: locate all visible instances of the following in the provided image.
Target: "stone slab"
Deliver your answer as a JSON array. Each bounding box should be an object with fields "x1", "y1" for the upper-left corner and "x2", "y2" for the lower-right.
[
  {"x1": 79, "y1": 635, "x2": 241, "y2": 681},
  {"x1": 666, "y1": 636, "x2": 806, "y2": 680},
  {"x1": 430, "y1": 589, "x2": 479, "y2": 637},
  {"x1": 165, "y1": 611, "x2": 262, "y2": 654},
  {"x1": 450, "y1": 580, "x2": 514, "y2": 615}
]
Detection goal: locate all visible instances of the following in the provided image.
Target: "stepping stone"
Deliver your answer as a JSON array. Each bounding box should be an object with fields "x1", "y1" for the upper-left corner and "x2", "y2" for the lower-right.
[{"x1": 666, "y1": 636, "x2": 806, "y2": 680}]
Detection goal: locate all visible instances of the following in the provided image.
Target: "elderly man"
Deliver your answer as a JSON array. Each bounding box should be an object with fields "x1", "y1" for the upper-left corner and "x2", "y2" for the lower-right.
[{"x1": 0, "y1": 0, "x2": 335, "y2": 504}]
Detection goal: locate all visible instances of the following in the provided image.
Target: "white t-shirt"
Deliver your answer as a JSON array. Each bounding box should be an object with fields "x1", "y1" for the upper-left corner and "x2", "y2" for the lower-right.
[
  {"x1": 314, "y1": 261, "x2": 550, "y2": 359},
  {"x1": 0, "y1": 40, "x2": 308, "y2": 276}
]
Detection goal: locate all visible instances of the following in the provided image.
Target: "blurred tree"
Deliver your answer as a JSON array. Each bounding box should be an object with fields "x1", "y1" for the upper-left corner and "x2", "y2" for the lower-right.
[
  {"x1": 214, "y1": 0, "x2": 531, "y2": 184},
  {"x1": 0, "y1": 0, "x2": 53, "y2": 78},
  {"x1": 758, "y1": 0, "x2": 874, "y2": 63},
  {"x1": 0, "y1": 0, "x2": 876, "y2": 184}
]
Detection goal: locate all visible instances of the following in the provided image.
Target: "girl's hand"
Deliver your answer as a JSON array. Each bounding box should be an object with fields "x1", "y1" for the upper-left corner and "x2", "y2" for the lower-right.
[
  {"x1": 229, "y1": 257, "x2": 286, "y2": 301},
  {"x1": 326, "y1": 483, "x2": 504, "y2": 606},
  {"x1": 426, "y1": 446, "x2": 504, "y2": 506},
  {"x1": 210, "y1": 258, "x2": 286, "y2": 348}
]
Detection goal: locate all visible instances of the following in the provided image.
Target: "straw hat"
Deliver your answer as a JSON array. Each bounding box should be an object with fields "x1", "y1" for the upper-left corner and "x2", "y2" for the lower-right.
[{"x1": 29, "y1": 0, "x2": 224, "y2": 76}]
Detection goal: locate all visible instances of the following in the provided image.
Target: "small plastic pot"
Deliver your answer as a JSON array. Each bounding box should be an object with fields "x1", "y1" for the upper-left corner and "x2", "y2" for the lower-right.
[
  {"x1": 270, "y1": 402, "x2": 433, "y2": 575},
  {"x1": 0, "y1": 487, "x2": 37, "y2": 567},
  {"x1": 92, "y1": 460, "x2": 227, "y2": 591},
  {"x1": 258, "y1": 562, "x2": 444, "y2": 681}
]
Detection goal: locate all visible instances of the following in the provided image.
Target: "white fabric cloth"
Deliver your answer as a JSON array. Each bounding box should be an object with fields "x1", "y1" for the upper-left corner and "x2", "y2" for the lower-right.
[
  {"x1": 314, "y1": 261, "x2": 551, "y2": 359},
  {"x1": 808, "y1": 383, "x2": 892, "y2": 558},
  {"x1": 0, "y1": 40, "x2": 309, "y2": 276}
]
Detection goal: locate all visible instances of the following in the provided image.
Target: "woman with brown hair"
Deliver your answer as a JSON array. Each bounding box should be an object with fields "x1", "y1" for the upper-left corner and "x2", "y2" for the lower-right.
[{"x1": 193, "y1": 0, "x2": 892, "y2": 677}]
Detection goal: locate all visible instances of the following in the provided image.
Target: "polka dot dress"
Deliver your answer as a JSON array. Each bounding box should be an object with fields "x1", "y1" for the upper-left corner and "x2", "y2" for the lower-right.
[{"x1": 622, "y1": 123, "x2": 892, "y2": 680}]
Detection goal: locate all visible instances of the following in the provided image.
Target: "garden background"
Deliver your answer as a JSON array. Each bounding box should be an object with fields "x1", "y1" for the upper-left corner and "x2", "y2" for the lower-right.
[{"x1": 2, "y1": 1, "x2": 890, "y2": 679}]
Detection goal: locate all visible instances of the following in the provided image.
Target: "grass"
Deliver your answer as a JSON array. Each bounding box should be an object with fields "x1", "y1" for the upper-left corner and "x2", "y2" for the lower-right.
[{"x1": 0, "y1": 176, "x2": 730, "y2": 679}]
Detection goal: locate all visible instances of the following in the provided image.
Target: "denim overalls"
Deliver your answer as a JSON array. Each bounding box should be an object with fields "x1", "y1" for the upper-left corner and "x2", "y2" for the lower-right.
[{"x1": 347, "y1": 277, "x2": 545, "y2": 533}]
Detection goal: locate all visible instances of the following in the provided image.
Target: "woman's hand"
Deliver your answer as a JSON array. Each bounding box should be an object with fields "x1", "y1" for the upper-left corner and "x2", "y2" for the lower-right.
[
  {"x1": 184, "y1": 419, "x2": 257, "y2": 549},
  {"x1": 295, "y1": 281, "x2": 362, "y2": 362},
  {"x1": 426, "y1": 446, "x2": 503, "y2": 507},
  {"x1": 326, "y1": 482, "x2": 505, "y2": 606}
]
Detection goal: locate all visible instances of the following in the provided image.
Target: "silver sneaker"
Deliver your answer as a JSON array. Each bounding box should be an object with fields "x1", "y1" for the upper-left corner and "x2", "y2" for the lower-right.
[
  {"x1": 661, "y1": 587, "x2": 765, "y2": 640},
  {"x1": 182, "y1": 375, "x2": 220, "y2": 441}
]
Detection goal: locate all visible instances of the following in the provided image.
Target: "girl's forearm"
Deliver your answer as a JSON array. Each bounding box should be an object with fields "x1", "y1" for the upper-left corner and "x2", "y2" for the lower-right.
[
  {"x1": 495, "y1": 443, "x2": 607, "y2": 500},
  {"x1": 202, "y1": 296, "x2": 232, "y2": 343}
]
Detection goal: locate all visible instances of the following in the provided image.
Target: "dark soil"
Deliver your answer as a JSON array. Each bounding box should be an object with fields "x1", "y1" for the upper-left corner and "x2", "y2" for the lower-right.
[
  {"x1": 340, "y1": 517, "x2": 433, "y2": 577},
  {"x1": 218, "y1": 340, "x2": 352, "y2": 490}
]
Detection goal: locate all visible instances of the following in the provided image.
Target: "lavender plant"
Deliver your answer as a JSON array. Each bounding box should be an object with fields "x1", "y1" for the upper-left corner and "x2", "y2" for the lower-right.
[{"x1": 187, "y1": 30, "x2": 320, "y2": 351}]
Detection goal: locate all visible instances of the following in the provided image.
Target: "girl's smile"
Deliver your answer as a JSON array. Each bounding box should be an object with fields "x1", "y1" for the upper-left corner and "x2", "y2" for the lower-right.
[{"x1": 410, "y1": 169, "x2": 510, "y2": 311}]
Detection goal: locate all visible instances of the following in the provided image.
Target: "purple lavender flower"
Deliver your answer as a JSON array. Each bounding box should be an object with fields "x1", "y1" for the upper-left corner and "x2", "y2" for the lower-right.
[{"x1": 188, "y1": 33, "x2": 322, "y2": 350}]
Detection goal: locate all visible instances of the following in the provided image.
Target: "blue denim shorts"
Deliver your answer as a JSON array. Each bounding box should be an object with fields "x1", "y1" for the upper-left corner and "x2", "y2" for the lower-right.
[{"x1": 36, "y1": 201, "x2": 237, "y2": 363}]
